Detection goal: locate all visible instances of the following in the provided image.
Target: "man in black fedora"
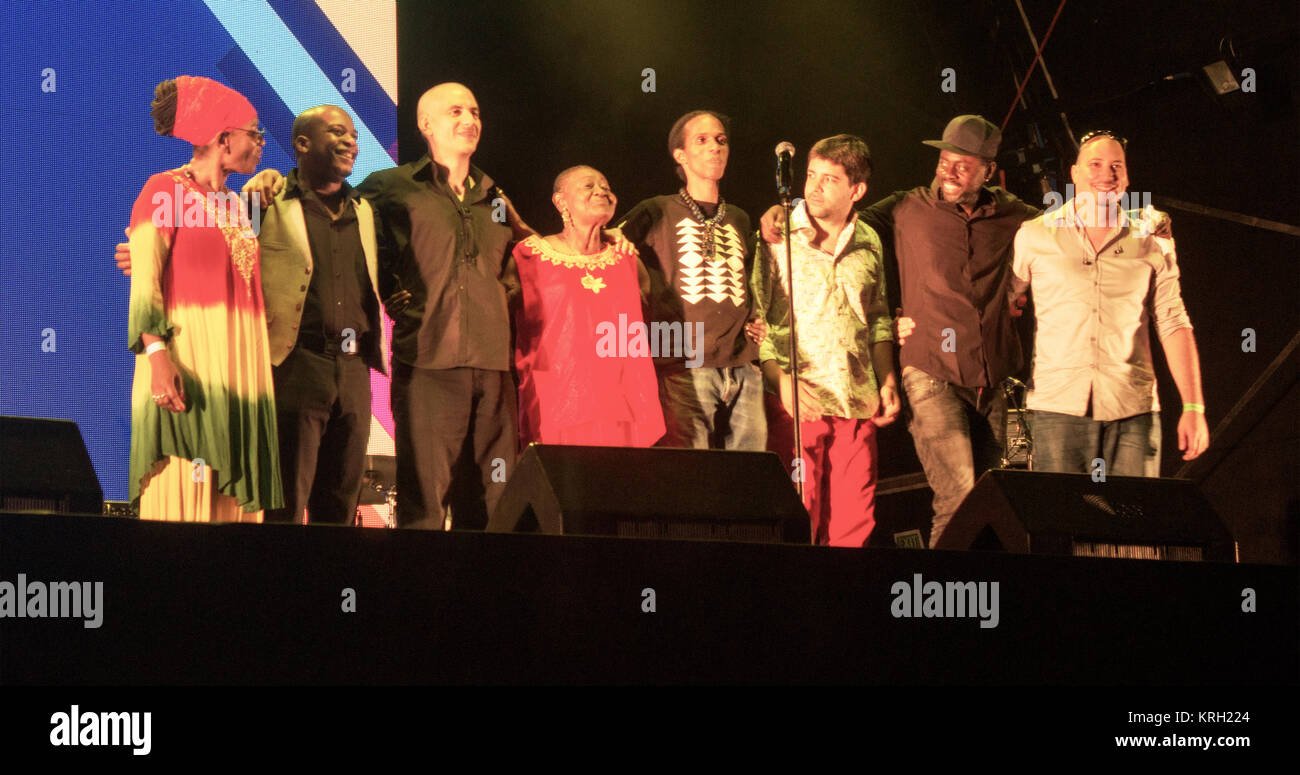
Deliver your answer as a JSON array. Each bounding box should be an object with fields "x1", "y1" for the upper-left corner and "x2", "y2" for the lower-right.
[{"x1": 763, "y1": 115, "x2": 1037, "y2": 547}]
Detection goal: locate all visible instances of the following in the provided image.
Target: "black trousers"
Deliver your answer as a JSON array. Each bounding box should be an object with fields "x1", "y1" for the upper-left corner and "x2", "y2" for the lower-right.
[
  {"x1": 265, "y1": 347, "x2": 372, "y2": 524},
  {"x1": 390, "y1": 363, "x2": 517, "y2": 530}
]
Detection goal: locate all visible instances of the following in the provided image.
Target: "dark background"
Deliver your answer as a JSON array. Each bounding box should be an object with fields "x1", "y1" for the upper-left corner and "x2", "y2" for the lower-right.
[{"x1": 395, "y1": 0, "x2": 1299, "y2": 556}]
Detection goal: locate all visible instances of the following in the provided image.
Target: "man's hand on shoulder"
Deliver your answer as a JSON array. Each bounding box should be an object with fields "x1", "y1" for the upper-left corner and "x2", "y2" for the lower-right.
[
  {"x1": 492, "y1": 186, "x2": 539, "y2": 241},
  {"x1": 242, "y1": 169, "x2": 285, "y2": 206},
  {"x1": 601, "y1": 226, "x2": 637, "y2": 256},
  {"x1": 1141, "y1": 205, "x2": 1173, "y2": 239},
  {"x1": 759, "y1": 205, "x2": 786, "y2": 245}
]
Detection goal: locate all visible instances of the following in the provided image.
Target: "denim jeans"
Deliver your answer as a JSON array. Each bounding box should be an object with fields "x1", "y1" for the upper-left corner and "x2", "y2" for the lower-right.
[
  {"x1": 1030, "y1": 410, "x2": 1161, "y2": 477},
  {"x1": 902, "y1": 368, "x2": 1006, "y2": 548},
  {"x1": 657, "y1": 364, "x2": 768, "y2": 451}
]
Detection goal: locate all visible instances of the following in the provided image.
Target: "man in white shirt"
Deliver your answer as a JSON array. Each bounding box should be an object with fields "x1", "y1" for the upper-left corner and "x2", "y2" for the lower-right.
[{"x1": 1010, "y1": 131, "x2": 1210, "y2": 476}]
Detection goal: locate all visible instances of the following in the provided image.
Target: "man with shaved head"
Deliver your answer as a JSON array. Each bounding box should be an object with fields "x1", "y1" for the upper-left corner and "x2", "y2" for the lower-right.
[
  {"x1": 252, "y1": 105, "x2": 386, "y2": 524},
  {"x1": 357, "y1": 82, "x2": 526, "y2": 530}
]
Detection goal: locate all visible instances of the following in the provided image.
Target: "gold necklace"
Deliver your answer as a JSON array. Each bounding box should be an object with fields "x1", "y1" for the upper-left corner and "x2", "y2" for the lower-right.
[
  {"x1": 170, "y1": 166, "x2": 258, "y2": 295},
  {"x1": 527, "y1": 235, "x2": 620, "y2": 270}
]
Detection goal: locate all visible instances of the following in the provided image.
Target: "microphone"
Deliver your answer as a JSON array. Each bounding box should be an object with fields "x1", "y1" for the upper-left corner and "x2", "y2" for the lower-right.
[{"x1": 774, "y1": 141, "x2": 795, "y2": 202}]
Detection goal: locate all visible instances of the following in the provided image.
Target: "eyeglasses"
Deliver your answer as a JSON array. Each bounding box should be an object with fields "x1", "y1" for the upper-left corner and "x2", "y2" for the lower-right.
[
  {"x1": 225, "y1": 126, "x2": 267, "y2": 146},
  {"x1": 1078, "y1": 129, "x2": 1128, "y2": 150}
]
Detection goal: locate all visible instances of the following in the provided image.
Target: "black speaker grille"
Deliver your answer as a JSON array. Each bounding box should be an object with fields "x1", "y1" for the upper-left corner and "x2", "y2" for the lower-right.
[
  {"x1": 1071, "y1": 541, "x2": 1204, "y2": 562},
  {"x1": 2, "y1": 495, "x2": 70, "y2": 513}
]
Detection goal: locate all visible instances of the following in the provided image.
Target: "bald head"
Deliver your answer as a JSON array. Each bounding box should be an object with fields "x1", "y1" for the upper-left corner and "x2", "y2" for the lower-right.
[
  {"x1": 416, "y1": 82, "x2": 481, "y2": 161},
  {"x1": 417, "y1": 83, "x2": 471, "y2": 122},
  {"x1": 553, "y1": 165, "x2": 598, "y2": 193},
  {"x1": 293, "y1": 105, "x2": 333, "y2": 141},
  {"x1": 551, "y1": 165, "x2": 616, "y2": 230}
]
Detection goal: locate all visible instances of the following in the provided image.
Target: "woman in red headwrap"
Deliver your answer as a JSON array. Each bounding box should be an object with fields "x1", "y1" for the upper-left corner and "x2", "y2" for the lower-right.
[{"x1": 127, "y1": 76, "x2": 282, "y2": 521}]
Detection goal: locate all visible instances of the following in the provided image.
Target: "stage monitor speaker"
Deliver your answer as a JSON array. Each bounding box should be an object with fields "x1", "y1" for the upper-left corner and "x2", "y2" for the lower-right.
[
  {"x1": 0, "y1": 416, "x2": 104, "y2": 515},
  {"x1": 935, "y1": 470, "x2": 1234, "y2": 562},
  {"x1": 488, "y1": 445, "x2": 810, "y2": 544}
]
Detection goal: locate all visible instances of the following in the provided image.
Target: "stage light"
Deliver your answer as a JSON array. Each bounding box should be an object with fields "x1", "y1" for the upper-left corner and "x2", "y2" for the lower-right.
[{"x1": 1201, "y1": 60, "x2": 1241, "y2": 95}]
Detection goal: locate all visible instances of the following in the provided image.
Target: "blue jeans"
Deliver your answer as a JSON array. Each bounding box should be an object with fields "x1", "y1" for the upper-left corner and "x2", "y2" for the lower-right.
[
  {"x1": 902, "y1": 368, "x2": 1006, "y2": 548},
  {"x1": 1030, "y1": 410, "x2": 1161, "y2": 477},
  {"x1": 656, "y1": 364, "x2": 767, "y2": 451}
]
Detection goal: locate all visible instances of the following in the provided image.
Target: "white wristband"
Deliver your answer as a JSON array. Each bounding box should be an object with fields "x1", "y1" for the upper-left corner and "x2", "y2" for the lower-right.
[{"x1": 145, "y1": 341, "x2": 167, "y2": 356}]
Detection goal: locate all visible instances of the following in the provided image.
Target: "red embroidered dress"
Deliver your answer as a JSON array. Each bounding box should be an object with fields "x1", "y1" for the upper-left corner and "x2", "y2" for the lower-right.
[
  {"x1": 127, "y1": 169, "x2": 282, "y2": 516},
  {"x1": 512, "y1": 235, "x2": 664, "y2": 447}
]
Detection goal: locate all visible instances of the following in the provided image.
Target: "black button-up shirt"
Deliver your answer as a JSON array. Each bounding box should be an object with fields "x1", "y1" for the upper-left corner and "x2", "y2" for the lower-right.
[
  {"x1": 861, "y1": 183, "x2": 1039, "y2": 388},
  {"x1": 283, "y1": 169, "x2": 372, "y2": 343},
  {"x1": 358, "y1": 156, "x2": 513, "y2": 370}
]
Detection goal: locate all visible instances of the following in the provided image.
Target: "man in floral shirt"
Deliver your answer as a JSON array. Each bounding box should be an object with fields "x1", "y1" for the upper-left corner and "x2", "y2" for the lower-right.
[{"x1": 753, "y1": 134, "x2": 899, "y2": 547}]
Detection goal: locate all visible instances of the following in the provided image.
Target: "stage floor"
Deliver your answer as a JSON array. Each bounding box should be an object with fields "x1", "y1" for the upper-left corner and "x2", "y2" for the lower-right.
[{"x1": 1, "y1": 512, "x2": 1295, "y2": 685}]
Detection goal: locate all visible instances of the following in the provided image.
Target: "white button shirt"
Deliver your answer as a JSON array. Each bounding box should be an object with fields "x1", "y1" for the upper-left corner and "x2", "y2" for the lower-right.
[{"x1": 1010, "y1": 203, "x2": 1193, "y2": 421}]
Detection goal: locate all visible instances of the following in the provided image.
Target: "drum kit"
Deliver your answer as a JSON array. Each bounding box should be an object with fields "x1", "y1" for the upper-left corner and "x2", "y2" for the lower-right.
[{"x1": 355, "y1": 453, "x2": 397, "y2": 528}]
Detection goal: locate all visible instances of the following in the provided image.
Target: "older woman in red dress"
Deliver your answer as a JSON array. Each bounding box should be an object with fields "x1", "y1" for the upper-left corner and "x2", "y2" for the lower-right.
[
  {"x1": 508, "y1": 166, "x2": 665, "y2": 447},
  {"x1": 127, "y1": 76, "x2": 282, "y2": 521}
]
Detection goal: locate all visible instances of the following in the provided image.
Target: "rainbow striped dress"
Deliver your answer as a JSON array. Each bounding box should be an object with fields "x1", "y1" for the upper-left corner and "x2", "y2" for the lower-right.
[{"x1": 127, "y1": 168, "x2": 282, "y2": 518}]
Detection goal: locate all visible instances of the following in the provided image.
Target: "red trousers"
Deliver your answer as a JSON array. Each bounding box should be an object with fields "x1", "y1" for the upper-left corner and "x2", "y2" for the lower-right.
[{"x1": 766, "y1": 394, "x2": 879, "y2": 547}]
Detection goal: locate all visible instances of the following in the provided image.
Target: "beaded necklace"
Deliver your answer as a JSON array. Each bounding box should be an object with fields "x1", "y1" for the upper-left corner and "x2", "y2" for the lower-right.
[
  {"x1": 173, "y1": 165, "x2": 258, "y2": 295},
  {"x1": 677, "y1": 187, "x2": 727, "y2": 258}
]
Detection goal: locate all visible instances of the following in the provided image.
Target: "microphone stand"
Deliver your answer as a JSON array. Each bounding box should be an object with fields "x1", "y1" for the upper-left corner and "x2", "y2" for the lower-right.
[
  {"x1": 777, "y1": 179, "x2": 803, "y2": 499},
  {"x1": 999, "y1": 377, "x2": 1032, "y2": 469}
]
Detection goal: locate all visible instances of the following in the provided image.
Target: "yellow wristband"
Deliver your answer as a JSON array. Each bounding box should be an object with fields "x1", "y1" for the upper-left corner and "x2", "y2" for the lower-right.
[{"x1": 1182, "y1": 403, "x2": 1205, "y2": 413}]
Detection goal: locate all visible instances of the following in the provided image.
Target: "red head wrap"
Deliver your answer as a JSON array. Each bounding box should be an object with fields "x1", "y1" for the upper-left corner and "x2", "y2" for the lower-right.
[{"x1": 171, "y1": 75, "x2": 257, "y2": 146}]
